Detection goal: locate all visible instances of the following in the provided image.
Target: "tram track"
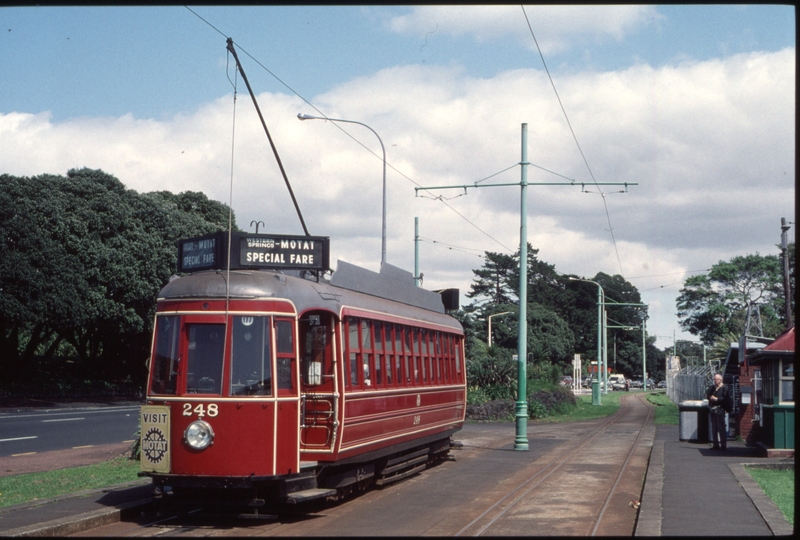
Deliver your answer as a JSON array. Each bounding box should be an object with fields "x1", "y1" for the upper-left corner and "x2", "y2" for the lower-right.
[
  {"x1": 70, "y1": 393, "x2": 655, "y2": 537},
  {"x1": 456, "y1": 392, "x2": 653, "y2": 536}
]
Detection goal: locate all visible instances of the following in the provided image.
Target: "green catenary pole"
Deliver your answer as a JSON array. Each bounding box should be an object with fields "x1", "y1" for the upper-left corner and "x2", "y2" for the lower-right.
[{"x1": 515, "y1": 123, "x2": 529, "y2": 451}]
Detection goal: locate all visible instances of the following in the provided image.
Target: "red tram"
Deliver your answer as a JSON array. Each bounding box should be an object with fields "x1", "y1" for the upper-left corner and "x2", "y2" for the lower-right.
[{"x1": 139, "y1": 233, "x2": 466, "y2": 509}]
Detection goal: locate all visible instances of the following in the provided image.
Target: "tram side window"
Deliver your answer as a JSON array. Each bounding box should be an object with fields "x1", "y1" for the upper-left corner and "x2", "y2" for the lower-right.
[
  {"x1": 275, "y1": 319, "x2": 296, "y2": 393},
  {"x1": 360, "y1": 319, "x2": 373, "y2": 386},
  {"x1": 455, "y1": 340, "x2": 462, "y2": 381},
  {"x1": 150, "y1": 316, "x2": 180, "y2": 395},
  {"x1": 347, "y1": 319, "x2": 359, "y2": 387},
  {"x1": 373, "y1": 321, "x2": 384, "y2": 386},
  {"x1": 231, "y1": 316, "x2": 272, "y2": 396},
  {"x1": 394, "y1": 324, "x2": 404, "y2": 385},
  {"x1": 186, "y1": 324, "x2": 224, "y2": 395}
]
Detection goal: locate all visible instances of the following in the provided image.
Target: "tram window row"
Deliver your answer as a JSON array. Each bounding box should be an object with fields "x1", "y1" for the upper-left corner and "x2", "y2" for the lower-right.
[{"x1": 343, "y1": 317, "x2": 463, "y2": 391}]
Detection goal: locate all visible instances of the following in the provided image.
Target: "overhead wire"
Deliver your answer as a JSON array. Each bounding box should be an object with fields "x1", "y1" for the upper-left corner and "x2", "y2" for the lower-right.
[
  {"x1": 185, "y1": 5, "x2": 511, "y2": 253},
  {"x1": 520, "y1": 5, "x2": 626, "y2": 277}
]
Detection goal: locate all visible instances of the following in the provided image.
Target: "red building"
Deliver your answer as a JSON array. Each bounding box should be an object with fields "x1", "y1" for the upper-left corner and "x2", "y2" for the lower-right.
[{"x1": 737, "y1": 326, "x2": 795, "y2": 456}]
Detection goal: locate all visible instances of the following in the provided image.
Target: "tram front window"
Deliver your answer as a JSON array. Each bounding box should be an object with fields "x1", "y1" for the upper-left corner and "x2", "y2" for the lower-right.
[
  {"x1": 231, "y1": 316, "x2": 272, "y2": 396},
  {"x1": 150, "y1": 316, "x2": 179, "y2": 395},
  {"x1": 186, "y1": 324, "x2": 224, "y2": 395}
]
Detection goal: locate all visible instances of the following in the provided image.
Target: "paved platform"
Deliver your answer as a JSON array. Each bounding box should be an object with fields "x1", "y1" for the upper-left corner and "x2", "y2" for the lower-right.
[
  {"x1": 636, "y1": 424, "x2": 793, "y2": 536},
  {"x1": 0, "y1": 422, "x2": 793, "y2": 536}
]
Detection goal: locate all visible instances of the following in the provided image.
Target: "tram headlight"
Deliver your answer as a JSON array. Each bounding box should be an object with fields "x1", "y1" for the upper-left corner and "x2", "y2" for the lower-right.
[{"x1": 184, "y1": 420, "x2": 215, "y2": 450}]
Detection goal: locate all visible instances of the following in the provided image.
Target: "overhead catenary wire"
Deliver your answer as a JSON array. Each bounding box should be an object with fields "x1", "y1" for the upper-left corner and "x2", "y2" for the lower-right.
[
  {"x1": 520, "y1": 5, "x2": 626, "y2": 277},
  {"x1": 185, "y1": 5, "x2": 512, "y2": 253}
]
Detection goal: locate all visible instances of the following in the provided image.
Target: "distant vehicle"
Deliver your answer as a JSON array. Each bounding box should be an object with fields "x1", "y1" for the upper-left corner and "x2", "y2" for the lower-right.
[
  {"x1": 608, "y1": 374, "x2": 627, "y2": 391},
  {"x1": 582, "y1": 377, "x2": 593, "y2": 388},
  {"x1": 646, "y1": 378, "x2": 655, "y2": 388},
  {"x1": 657, "y1": 380, "x2": 667, "y2": 388},
  {"x1": 630, "y1": 379, "x2": 643, "y2": 388},
  {"x1": 559, "y1": 376, "x2": 574, "y2": 388}
]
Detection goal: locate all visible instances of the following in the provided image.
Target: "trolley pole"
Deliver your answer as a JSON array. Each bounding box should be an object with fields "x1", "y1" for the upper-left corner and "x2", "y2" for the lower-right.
[{"x1": 414, "y1": 123, "x2": 637, "y2": 451}]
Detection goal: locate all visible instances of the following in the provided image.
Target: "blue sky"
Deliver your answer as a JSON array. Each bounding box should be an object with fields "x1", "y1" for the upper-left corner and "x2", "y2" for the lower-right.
[
  {"x1": 2, "y1": 5, "x2": 793, "y2": 120},
  {"x1": 0, "y1": 5, "x2": 796, "y2": 350}
]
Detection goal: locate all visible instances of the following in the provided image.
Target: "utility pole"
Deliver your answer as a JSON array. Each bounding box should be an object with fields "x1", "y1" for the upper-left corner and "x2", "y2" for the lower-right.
[
  {"x1": 415, "y1": 123, "x2": 637, "y2": 449},
  {"x1": 781, "y1": 217, "x2": 793, "y2": 328},
  {"x1": 414, "y1": 217, "x2": 421, "y2": 287}
]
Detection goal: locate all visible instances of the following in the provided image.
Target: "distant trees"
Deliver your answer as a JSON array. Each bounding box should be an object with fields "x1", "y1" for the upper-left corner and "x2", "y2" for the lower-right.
[
  {"x1": 676, "y1": 252, "x2": 792, "y2": 345},
  {"x1": 461, "y1": 245, "x2": 650, "y2": 394},
  {"x1": 0, "y1": 168, "x2": 235, "y2": 386}
]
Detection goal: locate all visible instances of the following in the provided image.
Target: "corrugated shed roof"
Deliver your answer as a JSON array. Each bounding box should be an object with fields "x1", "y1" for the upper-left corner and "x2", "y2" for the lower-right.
[{"x1": 762, "y1": 325, "x2": 795, "y2": 352}]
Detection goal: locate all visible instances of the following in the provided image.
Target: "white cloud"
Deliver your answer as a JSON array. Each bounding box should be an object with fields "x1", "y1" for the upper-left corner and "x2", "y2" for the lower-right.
[
  {"x1": 385, "y1": 5, "x2": 661, "y2": 53},
  {"x1": 0, "y1": 46, "x2": 793, "y2": 348}
]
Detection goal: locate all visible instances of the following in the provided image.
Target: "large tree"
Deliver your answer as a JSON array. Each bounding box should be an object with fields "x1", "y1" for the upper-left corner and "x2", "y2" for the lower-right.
[
  {"x1": 0, "y1": 169, "x2": 235, "y2": 383},
  {"x1": 676, "y1": 253, "x2": 787, "y2": 345}
]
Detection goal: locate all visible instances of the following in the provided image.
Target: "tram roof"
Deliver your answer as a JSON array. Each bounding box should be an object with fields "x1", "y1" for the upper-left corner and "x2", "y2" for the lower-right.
[{"x1": 159, "y1": 260, "x2": 462, "y2": 332}]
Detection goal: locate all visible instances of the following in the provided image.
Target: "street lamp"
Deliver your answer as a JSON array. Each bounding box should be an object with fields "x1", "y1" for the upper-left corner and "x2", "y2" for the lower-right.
[
  {"x1": 487, "y1": 311, "x2": 512, "y2": 348},
  {"x1": 569, "y1": 277, "x2": 605, "y2": 404},
  {"x1": 297, "y1": 113, "x2": 387, "y2": 266}
]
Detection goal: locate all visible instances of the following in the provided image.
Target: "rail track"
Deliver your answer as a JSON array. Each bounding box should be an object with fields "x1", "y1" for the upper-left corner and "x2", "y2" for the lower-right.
[
  {"x1": 454, "y1": 392, "x2": 654, "y2": 536},
  {"x1": 72, "y1": 392, "x2": 655, "y2": 537}
]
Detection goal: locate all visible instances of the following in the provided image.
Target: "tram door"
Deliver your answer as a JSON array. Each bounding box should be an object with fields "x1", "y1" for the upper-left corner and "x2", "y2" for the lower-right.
[{"x1": 299, "y1": 311, "x2": 337, "y2": 450}]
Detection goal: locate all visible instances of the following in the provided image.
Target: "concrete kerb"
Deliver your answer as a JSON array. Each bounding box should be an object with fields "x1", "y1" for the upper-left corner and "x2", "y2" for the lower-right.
[
  {"x1": 728, "y1": 462, "x2": 794, "y2": 536},
  {"x1": 2, "y1": 497, "x2": 151, "y2": 537},
  {"x1": 634, "y1": 440, "x2": 663, "y2": 536},
  {"x1": 0, "y1": 479, "x2": 152, "y2": 537}
]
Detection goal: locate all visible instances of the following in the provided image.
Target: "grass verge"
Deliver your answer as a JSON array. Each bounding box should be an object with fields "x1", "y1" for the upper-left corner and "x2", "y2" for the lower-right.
[
  {"x1": 745, "y1": 466, "x2": 794, "y2": 527},
  {"x1": 0, "y1": 456, "x2": 141, "y2": 509},
  {"x1": 645, "y1": 390, "x2": 679, "y2": 425},
  {"x1": 536, "y1": 390, "x2": 625, "y2": 423}
]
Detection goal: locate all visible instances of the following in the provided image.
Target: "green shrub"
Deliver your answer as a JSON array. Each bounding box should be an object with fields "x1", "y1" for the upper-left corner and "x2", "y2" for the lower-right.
[{"x1": 528, "y1": 400, "x2": 548, "y2": 419}]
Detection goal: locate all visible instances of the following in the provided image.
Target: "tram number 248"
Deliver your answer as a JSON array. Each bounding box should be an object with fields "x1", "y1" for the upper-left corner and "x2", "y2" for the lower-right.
[{"x1": 183, "y1": 403, "x2": 219, "y2": 418}]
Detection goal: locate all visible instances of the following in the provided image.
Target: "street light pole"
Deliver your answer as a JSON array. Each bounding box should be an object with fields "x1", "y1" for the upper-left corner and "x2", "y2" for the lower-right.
[
  {"x1": 298, "y1": 113, "x2": 387, "y2": 266},
  {"x1": 570, "y1": 277, "x2": 605, "y2": 405},
  {"x1": 487, "y1": 311, "x2": 513, "y2": 348}
]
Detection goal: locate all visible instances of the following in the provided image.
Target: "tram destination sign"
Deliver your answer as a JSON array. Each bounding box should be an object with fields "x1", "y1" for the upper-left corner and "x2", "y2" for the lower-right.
[
  {"x1": 238, "y1": 233, "x2": 329, "y2": 271},
  {"x1": 178, "y1": 232, "x2": 225, "y2": 273},
  {"x1": 177, "y1": 231, "x2": 330, "y2": 273}
]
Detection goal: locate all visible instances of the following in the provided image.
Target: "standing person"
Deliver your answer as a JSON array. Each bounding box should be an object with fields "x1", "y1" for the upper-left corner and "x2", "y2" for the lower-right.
[{"x1": 705, "y1": 373, "x2": 731, "y2": 450}]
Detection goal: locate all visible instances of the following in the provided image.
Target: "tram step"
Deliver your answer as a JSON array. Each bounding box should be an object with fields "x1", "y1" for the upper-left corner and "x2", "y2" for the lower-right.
[
  {"x1": 375, "y1": 462, "x2": 427, "y2": 486},
  {"x1": 381, "y1": 454, "x2": 429, "y2": 476},
  {"x1": 285, "y1": 488, "x2": 338, "y2": 504},
  {"x1": 385, "y1": 447, "x2": 429, "y2": 468}
]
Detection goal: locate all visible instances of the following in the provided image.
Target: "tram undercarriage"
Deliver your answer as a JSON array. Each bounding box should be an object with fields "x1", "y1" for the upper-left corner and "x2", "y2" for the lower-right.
[{"x1": 145, "y1": 435, "x2": 455, "y2": 515}]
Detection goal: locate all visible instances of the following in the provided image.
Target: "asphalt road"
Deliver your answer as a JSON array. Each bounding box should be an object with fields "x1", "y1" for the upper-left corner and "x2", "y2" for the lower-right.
[{"x1": 0, "y1": 404, "x2": 141, "y2": 457}]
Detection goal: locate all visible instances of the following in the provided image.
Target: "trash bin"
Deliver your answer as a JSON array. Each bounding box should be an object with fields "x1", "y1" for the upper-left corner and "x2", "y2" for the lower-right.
[
  {"x1": 678, "y1": 400, "x2": 710, "y2": 442},
  {"x1": 592, "y1": 379, "x2": 601, "y2": 406}
]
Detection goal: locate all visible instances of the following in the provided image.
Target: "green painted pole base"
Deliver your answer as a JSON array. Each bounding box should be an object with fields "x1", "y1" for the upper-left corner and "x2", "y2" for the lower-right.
[
  {"x1": 592, "y1": 380, "x2": 602, "y2": 406},
  {"x1": 514, "y1": 401, "x2": 529, "y2": 450}
]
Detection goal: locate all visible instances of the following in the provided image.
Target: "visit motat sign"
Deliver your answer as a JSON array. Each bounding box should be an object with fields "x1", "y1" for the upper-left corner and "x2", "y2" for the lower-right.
[{"x1": 178, "y1": 231, "x2": 330, "y2": 273}]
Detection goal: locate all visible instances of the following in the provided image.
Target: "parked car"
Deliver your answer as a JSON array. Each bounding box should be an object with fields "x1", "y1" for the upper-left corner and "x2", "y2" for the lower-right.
[
  {"x1": 559, "y1": 376, "x2": 574, "y2": 388},
  {"x1": 607, "y1": 374, "x2": 627, "y2": 391},
  {"x1": 582, "y1": 377, "x2": 593, "y2": 388},
  {"x1": 630, "y1": 379, "x2": 643, "y2": 388},
  {"x1": 657, "y1": 380, "x2": 667, "y2": 388}
]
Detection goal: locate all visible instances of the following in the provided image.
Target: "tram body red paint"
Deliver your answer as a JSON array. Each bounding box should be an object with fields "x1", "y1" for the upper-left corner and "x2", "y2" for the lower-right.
[{"x1": 140, "y1": 263, "x2": 465, "y2": 502}]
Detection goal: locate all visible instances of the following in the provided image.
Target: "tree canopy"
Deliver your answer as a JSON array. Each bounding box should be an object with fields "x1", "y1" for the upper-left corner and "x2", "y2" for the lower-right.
[
  {"x1": 0, "y1": 169, "x2": 235, "y2": 384},
  {"x1": 463, "y1": 246, "x2": 652, "y2": 380},
  {"x1": 676, "y1": 252, "x2": 791, "y2": 345}
]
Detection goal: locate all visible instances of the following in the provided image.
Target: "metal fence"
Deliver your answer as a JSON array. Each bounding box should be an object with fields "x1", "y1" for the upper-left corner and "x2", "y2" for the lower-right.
[{"x1": 666, "y1": 364, "x2": 714, "y2": 404}]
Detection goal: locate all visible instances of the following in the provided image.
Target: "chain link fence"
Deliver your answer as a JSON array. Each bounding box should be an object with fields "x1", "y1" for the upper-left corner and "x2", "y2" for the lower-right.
[{"x1": 666, "y1": 364, "x2": 715, "y2": 403}]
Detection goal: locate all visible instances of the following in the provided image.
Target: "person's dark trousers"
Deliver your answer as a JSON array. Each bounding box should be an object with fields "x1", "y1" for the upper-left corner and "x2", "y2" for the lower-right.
[{"x1": 710, "y1": 408, "x2": 727, "y2": 450}]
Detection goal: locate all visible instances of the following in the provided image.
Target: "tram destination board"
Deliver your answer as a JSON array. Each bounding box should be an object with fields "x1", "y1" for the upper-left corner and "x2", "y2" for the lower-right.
[{"x1": 177, "y1": 231, "x2": 330, "y2": 273}]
